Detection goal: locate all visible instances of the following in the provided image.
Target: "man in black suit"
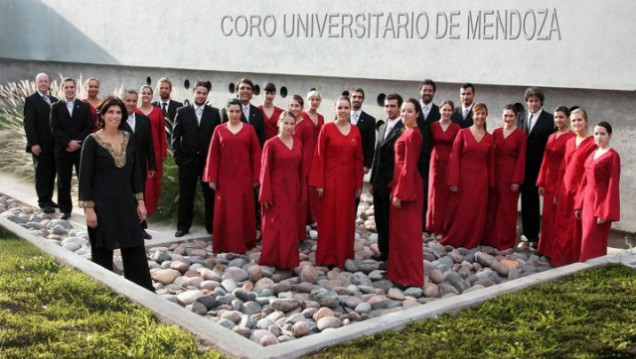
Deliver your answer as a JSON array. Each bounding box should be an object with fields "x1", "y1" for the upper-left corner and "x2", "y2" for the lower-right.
[
  {"x1": 451, "y1": 83, "x2": 476, "y2": 128},
  {"x1": 50, "y1": 77, "x2": 93, "y2": 219},
  {"x1": 518, "y1": 87, "x2": 555, "y2": 247},
  {"x1": 152, "y1": 77, "x2": 183, "y2": 140},
  {"x1": 123, "y1": 89, "x2": 157, "y2": 239},
  {"x1": 370, "y1": 93, "x2": 404, "y2": 262},
  {"x1": 172, "y1": 81, "x2": 220, "y2": 237},
  {"x1": 24, "y1": 72, "x2": 58, "y2": 213},
  {"x1": 416, "y1": 79, "x2": 438, "y2": 230},
  {"x1": 223, "y1": 78, "x2": 265, "y2": 147},
  {"x1": 350, "y1": 87, "x2": 377, "y2": 211}
]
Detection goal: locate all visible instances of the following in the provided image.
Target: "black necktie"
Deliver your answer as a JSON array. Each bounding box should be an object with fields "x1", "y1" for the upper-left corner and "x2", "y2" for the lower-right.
[{"x1": 161, "y1": 103, "x2": 168, "y2": 117}]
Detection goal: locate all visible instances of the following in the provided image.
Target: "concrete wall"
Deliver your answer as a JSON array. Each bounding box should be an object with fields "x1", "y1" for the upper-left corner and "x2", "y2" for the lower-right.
[{"x1": 0, "y1": 0, "x2": 634, "y2": 233}]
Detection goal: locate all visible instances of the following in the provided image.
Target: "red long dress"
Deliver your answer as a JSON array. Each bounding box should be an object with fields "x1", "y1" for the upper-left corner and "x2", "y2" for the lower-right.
[
  {"x1": 536, "y1": 131, "x2": 575, "y2": 258},
  {"x1": 426, "y1": 121, "x2": 460, "y2": 234},
  {"x1": 575, "y1": 149, "x2": 620, "y2": 262},
  {"x1": 203, "y1": 124, "x2": 261, "y2": 254},
  {"x1": 482, "y1": 128, "x2": 527, "y2": 250},
  {"x1": 258, "y1": 137, "x2": 306, "y2": 269},
  {"x1": 306, "y1": 112, "x2": 324, "y2": 222},
  {"x1": 259, "y1": 105, "x2": 283, "y2": 140},
  {"x1": 293, "y1": 117, "x2": 316, "y2": 239},
  {"x1": 136, "y1": 107, "x2": 166, "y2": 215},
  {"x1": 309, "y1": 122, "x2": 363, "y2": 266},
  {"x1": 550, "y1": 136, "x2": 596, "y2": 266},
  {"x1": 387, "y1": 128, "x2": 424, "y2": 287},
  {"x1": 441, "y1": 129, "x2": 494, "y2": 249}
]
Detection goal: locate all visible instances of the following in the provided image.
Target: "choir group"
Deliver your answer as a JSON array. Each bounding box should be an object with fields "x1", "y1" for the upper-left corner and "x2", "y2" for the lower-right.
[{"x1": 23, "y1": 73, "x2": 621, "y2": 289}]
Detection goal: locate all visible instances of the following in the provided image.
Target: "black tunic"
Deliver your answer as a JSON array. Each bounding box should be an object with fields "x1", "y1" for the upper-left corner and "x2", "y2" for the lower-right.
[{"x1": 79, "y1": 132, "x2": 144, "y2": 250}]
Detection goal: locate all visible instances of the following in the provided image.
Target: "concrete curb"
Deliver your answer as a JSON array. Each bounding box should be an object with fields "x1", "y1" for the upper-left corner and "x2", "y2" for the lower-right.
[{"x1": 2, "y1": 214, "x2": 632, "y2": 359}]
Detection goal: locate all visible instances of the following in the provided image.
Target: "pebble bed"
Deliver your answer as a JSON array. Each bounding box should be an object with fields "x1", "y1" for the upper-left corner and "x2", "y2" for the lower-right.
[{"x1": 0, "y1": 192, "x2": 552, "y2": 346}]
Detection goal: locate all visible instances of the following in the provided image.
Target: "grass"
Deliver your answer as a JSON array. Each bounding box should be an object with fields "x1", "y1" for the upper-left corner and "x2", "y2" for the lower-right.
[
  {"x1": 0, "y1": 227, "x2": 224, "y2": 359},
  {"x1": 307, "y1": 265, "x2": 636, "y2": 359}
]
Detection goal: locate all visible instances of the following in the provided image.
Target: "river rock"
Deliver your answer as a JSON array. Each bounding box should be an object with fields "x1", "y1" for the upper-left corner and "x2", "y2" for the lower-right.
[
  {"x1": 222, "y1": 267, "x2": 248, "y2": 282},
  {"x1": 317, "y1": 317, "x2": 342, "y2": 331},
  {"x1": 270, "y1": 298, "x2": 301, "y2": 313},
  {"x1": 151, "y1": 269, "x2": 180, "y2": 285}
]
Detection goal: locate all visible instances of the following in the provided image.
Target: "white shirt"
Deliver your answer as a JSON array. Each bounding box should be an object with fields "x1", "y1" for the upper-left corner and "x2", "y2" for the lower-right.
[
  {"x1": 527, "y1": 108, "x2": 543, "y2": 133},
  {"x1": 65, "y1": 98, "x2": 75, "y2": 116},
  {"x1": 242, "y1": 105, "x2": 250, "y2": 121},
  {"x1": 462, "y1": 103, "x2": 474, "y2": 119},
  {"x1": 194, "y1": 104, "x2": 204, "y2": 125},
  {"x1": 420, "y1": 100, "x2": 431, "y2": 119},
  {"x1": 38, "y1": 90, "x2": 51, "y2": 106},
  {"x1": 127, "y1": 113, "x2": 136, "y2": 133},
  {"x1": 384, "y1": 117, "x2": 402, "y2": 140},
  {"x1": 350, "y1": 110, "x2": 361, "y2": 125}
]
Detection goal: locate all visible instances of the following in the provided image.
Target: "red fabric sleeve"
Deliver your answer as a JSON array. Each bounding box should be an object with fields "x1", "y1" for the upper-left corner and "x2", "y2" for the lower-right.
[
  {"x1": 394, "y1": 130, "x2": 423, "y2": 201},
  {"x1": 447, "y1": 130, "x2": 464, "y2": 187},
  {"x1": 512, "y1": 130, "x2": 527, "y2": 184},
  {"x1": 596, "y1": 150, "x2": 621, "y2": 221},
  {"x1": 249, "y1": 126, "x2": 262, "y2": 184},
  {"x1": 259, "y1": 139, "x2": 273, "y2": 203},
  {"x1": 202, "y1": 127, "x2": 221, "y2": 183},
  {"x1": 536, "y1": 133, "x2": 553, "y2": 187},
  {"x1": 308, "y1": 124, "x2": 328, "y2": 188}
]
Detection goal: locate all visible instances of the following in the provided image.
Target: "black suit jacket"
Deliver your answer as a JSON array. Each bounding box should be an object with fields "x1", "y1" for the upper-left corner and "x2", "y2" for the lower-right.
[
  {"x1": 24, "y1": 92, "x2": 58, "y2": 153},
  {"x1": 422, "y1": 103, "x2": 441, "y2": 122},
  {"x1": 518, "y1": 109, "x2": 555, "y2": 185},
  {"x1": 50, "y1": 99, "x2": 93, "y2": 158},
  {"x1": 172, "y1": 104, "x2": 221, "y2": 174},
  {"x1": 354, "y1": 111, "x2": 376, "y2": 169},
  {"x1": 451, "y1": 106, "x2": 473, "y2": 128},
  {"x1": 416, "y1": 108, "x2": 435, "y2": 179},
  {"x1": 370, "y1": 120, "x2": 404, "y2": 190},
  {"x1": 222, "y1": 103, "x2": 265, "y2": 147},
  {"x1": 152, "y1": 100, "x2": 183, "y2": 122},
  {"x1": 124, "y1": 113, "x2": 157, "y2": 179}
]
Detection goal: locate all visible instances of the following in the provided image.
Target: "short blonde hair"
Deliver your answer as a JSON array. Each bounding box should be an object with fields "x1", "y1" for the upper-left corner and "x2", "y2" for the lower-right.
[{"x1": 306, "y1": 90, "x2": 321, "y2": 101}]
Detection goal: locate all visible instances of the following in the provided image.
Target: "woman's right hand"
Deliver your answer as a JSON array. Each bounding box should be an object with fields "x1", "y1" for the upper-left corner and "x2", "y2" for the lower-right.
[
  {"x1": 209, "y1": 182, "x2": 217, "y2": 191},
  {"x1": 85, "y1": 208, "x2": 98, "y2": 228},
  {"x1": 316, "y1": 188, "x2": 324, "y2": 197}
]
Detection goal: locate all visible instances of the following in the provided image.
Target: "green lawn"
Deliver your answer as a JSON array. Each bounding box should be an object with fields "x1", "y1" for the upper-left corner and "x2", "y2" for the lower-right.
[
  {"x1": 308, "y1": 265, "x2": 636, "y2": 359},
  {"x1": 0, "y1": 228, "x2": 223, "y2": 359}
]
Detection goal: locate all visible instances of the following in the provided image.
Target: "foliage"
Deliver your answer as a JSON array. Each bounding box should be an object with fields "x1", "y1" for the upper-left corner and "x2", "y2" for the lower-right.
[
  {"x1": 308, "y1": 265, "x2": 636, "y2": 359},
  {"x1": 0, "y1": 228, "x2": 223, "y2": 359}
]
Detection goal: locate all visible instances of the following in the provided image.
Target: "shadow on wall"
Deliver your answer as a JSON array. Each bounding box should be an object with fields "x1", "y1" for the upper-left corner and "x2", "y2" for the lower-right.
[{"x1": 0, "y1": 0, "x2": 118, "y2": 65}]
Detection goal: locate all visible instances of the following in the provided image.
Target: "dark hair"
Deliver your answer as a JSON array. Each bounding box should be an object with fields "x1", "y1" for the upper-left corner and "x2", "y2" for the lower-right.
[
  {"x1": 61, "y1": 77, "x2": 76, "y2": 86},
  {"x1": 420, "y1": 79, "x2": 437, "y2": 92},
  {"x1": 336, "y1": 95, "x2": 351, "y2": 106},
  {"x1": 263, "y1": 82, "x2": 276, "y2": 92},
  {"x1": 473, "y1": 102, "x2": 488, "y2": 115},
  {"x1": 124, "y1": 88, "x2": 138, "y2": 97},
  {"x1": 404, "y1": 98, "x2": 422, "y2": 115},
  {"x1": 96, "y1": 96, "x2": 128, "y2": 130},
  {"x1": 596, "y1": 121, "x2": 612, "y2": 134},
  {"x1": 237, "y1": 78, "x2": 254, "y2": 91},
  {"x1": 524, "y1": 87, "x2": 545, "y2": 104},
  {"x1": 439, "y1": 100, "x2": 454, "y2": 110},
  {"x1": 385, "y1": 93, "x2": 403, "y2": 107},
  {"x1": 513, "y1": 102, "x2": 526, "y2": 114},
  {"x1": 569, "y1": 105, "x2": 580, "y2": 113},
  {"x1": 350, "y1": 87, "x2": 365, "y2": 98},
  {"x1": 553, "y1": 105, "x2": 570, "y2": 117},
  {"x1": 226, "y1": 97, "x2": 242, "y2": 108},
  {"x1": 290, "y1": 94, "x2": 304, "y2": 108},
  {"x1": 157, "y1": 77, "x2": 172, "y2": 89},
  {"x1": 461, "y1": 83, "x2": 475, "y2": 92},
  {"x1": 503, "y1": 103, "x2": 518, "y2": 116},
  {"x1": 193, "y1": 80, "x2": 211, "y2": 92}
]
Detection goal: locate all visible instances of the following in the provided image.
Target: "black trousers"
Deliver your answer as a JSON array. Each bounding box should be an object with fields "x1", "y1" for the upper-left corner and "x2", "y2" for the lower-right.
[
  {"x1": 56, "y1": 151, "x2": 81, "y2": 214},
  {"x1": 177, "y1": 168, "x2": 215, "y2": 232},
  {"x1": 33, "y1": 152, "x2": 56, "y2": 207},
  {"x1": 91, "y1": 245, "x2": 154, "y2": 292},
  {"x1": 520, "y1": 182, "x2": 541, "y2": 242},
  {"x1": 373, "y1": 185, "x2": 391, "y2": 257}
]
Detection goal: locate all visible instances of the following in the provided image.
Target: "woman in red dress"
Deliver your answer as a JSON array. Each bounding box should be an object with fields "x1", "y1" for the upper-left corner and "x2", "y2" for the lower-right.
[
  {"x1": 81, "y1": 77, "x2": 101, "y2": 132},
  {"x1": 259, "y1": 111, "x2": 306, "y2": 269},
  {"x1": 304, "y1": 90, "x2": 325, "y2": 224},
  {"x1": 309, "y1": 96, "x2": 363, "y2": 267},
  {"x1": 550, "y1": 108, "x2": 597, "y2": 266},
  {"x1": 203, "y1": 98, "x2": 261, "y2": 254},
  {"x1": 575, "y1": 122, "x2": 620, "y2": 262},
  {"x1": 258, "y1": 82, "x2": 283, "y2": 140},
  {"x1": 441, "y1": 103, "x2": 494, "y2": 249},
  {"x1": 426, "y1": 100, "x2": 460, "y2": 235},
  {"x1": 536, "y1": 106, "x2": 575, "y2": 258},
  {"x1": 290, "y1": 95, "x2": 315, "y2": 239},
  {"x1": 387, "y1": 99, "x2": 424, "y2": 288},
  {"x1": 482, "y1": 104, "x2": 527, "y2": 250},
  {"x1": 136, "y1": 85, "x2": 167, "y2": 215}
]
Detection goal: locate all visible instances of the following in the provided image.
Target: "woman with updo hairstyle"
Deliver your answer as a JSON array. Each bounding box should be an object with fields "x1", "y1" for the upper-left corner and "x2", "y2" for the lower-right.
[
  {"x1": 482, "y1": 104, "x2": 527, "y2": 250},
  {"x1": 258, "y1": 111, "x2": 306, "y2": 268},
  {"x1": 290, "y1": 94, "x2": 315, "y2": 238},
  {"x1": 303, "y1": 90, "x2": 324, "y2": 224},
  {"x1": 203, "y1": 98, "x2": 261, "y2": 254},
  {"x1": 536, "y1": 106, "x2": 576, "y2": 258},
  {"x1": 309, "y1": 96, "x2": 363, "y2": 267},
  {"x1": 259, "y1": 82, "x2": 284, "y2": 140},
  {"x1": 386, "y1": 98, "x2": 425, "y2": 288},
  {"x1": 78, "y1": 96, "x2": 154, "y2": 291},
  {"x1": 426, "y1": 99, "x2": 460, "y2": 235},
  {"x1": 441, "y1": 102, "x2": 494, "y2": 249},
  {"x1": 136, "y1": 85, "x2": 167, "y2": 216},
  {"x1": 550, "y1": 108, "x2": 597, "y2": 265},
  {"x1": 574, "y1": 122, "x2": 620, "y2": 262},
  {"x1": 82, "y1": 77, "x2": 101, "y2": 131}
]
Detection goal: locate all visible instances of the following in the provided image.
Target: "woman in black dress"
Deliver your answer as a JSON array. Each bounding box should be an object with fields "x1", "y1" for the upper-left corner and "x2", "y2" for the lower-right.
[{"x1": 78, "y1": 96, "x2": 154, "y2": 291}]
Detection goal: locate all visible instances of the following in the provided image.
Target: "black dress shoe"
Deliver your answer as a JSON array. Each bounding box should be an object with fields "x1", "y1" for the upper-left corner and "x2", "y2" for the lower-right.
[
  {"x1": 175, "y1": 229, "x2": 189, "y2": 237},
  {"x1": 50, "y1": 201, "x2": 59, "y2": 208},
  {"x1": 142, "y1": 229, "x2": 152, "y2": 240},
  {"x1": 372, "y1": 254, "x2": 388, "y2": 262},
  {"x1": 61, "y1": 212, "x2": 71, "y2": 220},
  {"x1": 40, "y1": 205, "x2": 55, "y2": 214}
]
